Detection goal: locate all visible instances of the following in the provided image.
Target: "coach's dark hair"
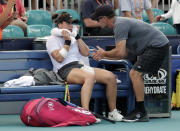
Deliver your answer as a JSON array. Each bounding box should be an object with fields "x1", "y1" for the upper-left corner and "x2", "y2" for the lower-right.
[{"x1": 107, "y1": 12, "x2": 115, "y2": 19}]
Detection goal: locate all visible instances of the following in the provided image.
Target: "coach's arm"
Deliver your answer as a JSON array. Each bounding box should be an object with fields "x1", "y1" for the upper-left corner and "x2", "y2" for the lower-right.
[{"x1": 92, "y1": 40, "x2": 128, "y2": 60}]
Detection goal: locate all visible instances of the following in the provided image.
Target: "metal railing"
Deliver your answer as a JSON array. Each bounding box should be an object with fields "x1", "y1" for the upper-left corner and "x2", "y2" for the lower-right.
[
  {"x1": 21, "y1": 0, "x2": 83, "y2": 13},
  {"x1": 21, "y1": 0, "x2": 172, "y2": 14},
  {"x1": 159, "y1": 0, "x2": 172, "y2": 11}
]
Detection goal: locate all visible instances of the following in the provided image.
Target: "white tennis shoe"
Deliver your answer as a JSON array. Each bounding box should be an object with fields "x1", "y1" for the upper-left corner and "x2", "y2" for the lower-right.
[{"x1": 108, "y1": 109, "x2": 123, "y2": 121}]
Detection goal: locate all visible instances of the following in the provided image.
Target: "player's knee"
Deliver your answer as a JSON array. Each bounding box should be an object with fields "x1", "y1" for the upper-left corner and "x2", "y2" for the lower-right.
[
  {"x1": 84, "y1": 73, "x2": 96, "y2": 83},
  {"x1": 104, "y1": 71, "x2": 116, "y2": 84}
]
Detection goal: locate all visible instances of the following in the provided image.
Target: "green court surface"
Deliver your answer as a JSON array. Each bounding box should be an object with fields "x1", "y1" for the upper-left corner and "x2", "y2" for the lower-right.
[{"x1": 0, "y1": 111, "x2": 179, "y2": 131}]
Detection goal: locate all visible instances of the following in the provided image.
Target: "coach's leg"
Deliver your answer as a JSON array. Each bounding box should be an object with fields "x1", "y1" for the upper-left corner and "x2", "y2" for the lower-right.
[
  {"x1": 129, "y1": 69, "x2": 144, "y2": 101},
  {"x1": 122, "y1": 69, "x2": 149, "y2": 122}
]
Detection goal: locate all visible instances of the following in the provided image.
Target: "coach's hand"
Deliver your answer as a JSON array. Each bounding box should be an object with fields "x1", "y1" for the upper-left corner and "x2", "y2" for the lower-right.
[{"x1": 91, "y1": 46, "x2": 105, "y2": 61}]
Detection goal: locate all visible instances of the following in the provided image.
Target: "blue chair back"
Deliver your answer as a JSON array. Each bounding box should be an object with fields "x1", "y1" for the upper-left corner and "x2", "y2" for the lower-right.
[
  {"x1": 27, "y1": 25, "x2": 51, "y2": 38},
  {"x1": 151, "y1": 22, "x2": 177, "y2": 35},
  {"x1": 2, "y1": 25, "x2": 24, "y2": 38},
  {"x1": 26, "y1": 10, "x2": 52, "y2": 28},
  {"x1": 168, "y1": 17, "x2": 173, "y2": 25}
]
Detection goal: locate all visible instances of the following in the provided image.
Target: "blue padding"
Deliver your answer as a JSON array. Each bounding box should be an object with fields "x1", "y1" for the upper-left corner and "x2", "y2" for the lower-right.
[
  {"x1": 0, "y1": 90, "x2": 131, "y2": 102},
  {"x1": 0, "y1": 59, "x2": 52, "y2": 71},
  {"x1": 0, "y1": 50, "x2": 49, "y2": 59},
  {"x1": 0, "y1": 83, "x2": 129, "y2": 94},
  {"x1": 0, "y1": 51, "x2": 53, "y2": 82},
  {"x1": 0, "y1": 71, "x2": 25, "y2": 82},
  {"x1": 0, "y1": 93, "x2": 66, "y2": 101},
  {"x1": 0, "y1": 85, "x2": 73, "y2": 94},
  {"x1": 0, "y1": 38, "x2": 34, "y2": 50}
]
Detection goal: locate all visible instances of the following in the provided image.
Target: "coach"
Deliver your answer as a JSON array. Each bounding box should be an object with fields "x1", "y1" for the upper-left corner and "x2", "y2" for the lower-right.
[{"x1": 91, "y1": 5, "x2": 169, "y2": 122}]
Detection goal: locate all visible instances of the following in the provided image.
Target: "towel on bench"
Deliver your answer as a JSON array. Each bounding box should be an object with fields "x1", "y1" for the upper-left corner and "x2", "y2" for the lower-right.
[
  {"x1": 4, "y1": 76, "x2": 35, "y2": 88},
  {"x1": 3, "y1": 68, "x2": 65, "y2": 88}
]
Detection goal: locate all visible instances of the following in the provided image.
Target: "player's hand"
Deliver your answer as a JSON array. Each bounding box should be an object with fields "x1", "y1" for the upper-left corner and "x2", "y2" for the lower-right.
[
  {"x1": 76, "y1": 25, "x2": 80, "y2": 33},
  {"x1": 62, "y1": 30, "x2": 71, "y2": 40}
]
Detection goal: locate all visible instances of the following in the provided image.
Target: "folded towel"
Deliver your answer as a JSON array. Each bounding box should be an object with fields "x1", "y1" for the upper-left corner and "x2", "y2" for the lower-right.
[{"x1": 3, "y1": 76, "x2": 35, "y2": 88}]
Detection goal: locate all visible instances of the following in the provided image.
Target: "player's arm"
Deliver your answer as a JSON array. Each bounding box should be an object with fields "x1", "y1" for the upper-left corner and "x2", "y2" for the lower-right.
[
  {"x1": 77, "y1": 38, "x2": 90, "y2": 56},
  {"x1": 50, "y1": 30, "x2": 71, "y2": 63}
]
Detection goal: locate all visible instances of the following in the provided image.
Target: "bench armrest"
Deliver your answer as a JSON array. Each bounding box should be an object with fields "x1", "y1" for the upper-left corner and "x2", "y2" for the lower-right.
[
  {"x1": 97, "y1": 59, "x2": 132, "y2": 84},
  {"x1": 98, "y1": 59, "x2": 132, "y2": 69}
]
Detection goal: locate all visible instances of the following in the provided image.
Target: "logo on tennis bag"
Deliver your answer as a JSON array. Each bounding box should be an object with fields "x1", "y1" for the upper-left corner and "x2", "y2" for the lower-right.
[{"x1": 20, "y1": 97, "x2": 96, "y2": 127}]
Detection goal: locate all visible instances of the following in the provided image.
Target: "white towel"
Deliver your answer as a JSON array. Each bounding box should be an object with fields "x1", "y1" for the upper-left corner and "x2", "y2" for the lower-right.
[
  {"x1": 3, "y1": 76, "x2": 35, "y2": 88},
  {"x1": 51, "y1": 25, "x2": 78, "y2": 44}
]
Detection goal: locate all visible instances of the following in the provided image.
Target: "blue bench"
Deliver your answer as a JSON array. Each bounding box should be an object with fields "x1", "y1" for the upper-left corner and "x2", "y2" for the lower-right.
[{"x1": 0, "y1": 50, "x2": 135, "y2": 113}]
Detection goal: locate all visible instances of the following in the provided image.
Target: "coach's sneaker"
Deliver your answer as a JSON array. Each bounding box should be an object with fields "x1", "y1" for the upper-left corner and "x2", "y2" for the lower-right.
[
  {"x1": 108, "y1": 109, "x2": 123, "y2": 121},
  {"x1": 122, "y1": 109, "x2": 149, "y2": 122}
]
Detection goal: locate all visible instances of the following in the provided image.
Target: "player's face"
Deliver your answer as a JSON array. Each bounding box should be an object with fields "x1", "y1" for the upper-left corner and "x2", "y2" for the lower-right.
[{"x1": 58, "y1": 21, "x2": 73, "y2": 32}]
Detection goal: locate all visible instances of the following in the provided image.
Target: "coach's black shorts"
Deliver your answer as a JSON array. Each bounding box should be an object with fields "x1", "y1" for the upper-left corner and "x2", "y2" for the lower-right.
[
  {"x1": 133, "y1": 44, "x2": 169, "y2": 75},
  {"x1": 58, "y1": 61, "x2": 83, "y2": 81}
]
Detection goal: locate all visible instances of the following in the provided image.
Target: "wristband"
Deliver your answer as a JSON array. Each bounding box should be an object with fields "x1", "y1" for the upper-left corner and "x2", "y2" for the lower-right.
[
  {"x1": 75, "y1": 34, "x2": 81, "y2": 40},
  {"x1": 64, "y1": 40, "x2": 71, "y2": 46}
]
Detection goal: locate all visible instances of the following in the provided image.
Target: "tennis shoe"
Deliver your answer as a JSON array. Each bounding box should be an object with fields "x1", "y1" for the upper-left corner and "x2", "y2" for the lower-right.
[
  {"x1": 108, "y1": 109, "x2": 123, "y2": 121},
  {"x1": 122, "y1": 109, "x2": 149, "y2": 122}
]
